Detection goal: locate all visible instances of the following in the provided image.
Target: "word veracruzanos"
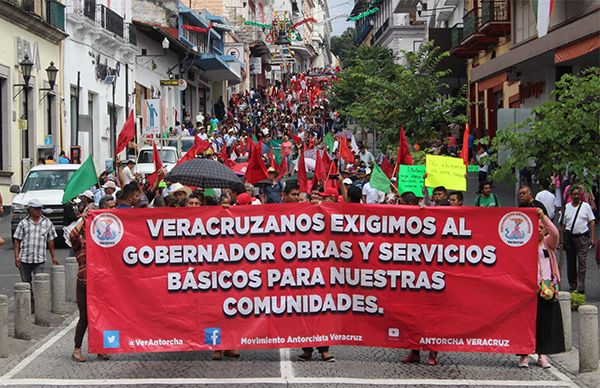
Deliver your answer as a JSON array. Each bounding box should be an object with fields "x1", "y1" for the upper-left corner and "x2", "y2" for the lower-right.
[{"x1": 117, "y1": 213, "x2": 498, "y2": 317}]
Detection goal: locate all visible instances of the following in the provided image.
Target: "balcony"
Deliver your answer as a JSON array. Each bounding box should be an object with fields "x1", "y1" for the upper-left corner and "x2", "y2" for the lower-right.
[
  {"x1": 479, "y1": 0, "x2": 510, "y2": 36},
  {"x1": 459, "y1": 7, "x2": 499, "y2": 52},
  {"x1": 450, "y1": 24, "x2": 478, "y2": 58},
  {"x1": 5, "y1": 0, "x2": 66, "y2": 31},
  {"x1": 100, "y1": 4, "x2": 123, "y2": 38}
]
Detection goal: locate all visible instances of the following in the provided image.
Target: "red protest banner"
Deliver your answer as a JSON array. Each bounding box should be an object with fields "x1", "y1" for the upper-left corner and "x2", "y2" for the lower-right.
[{"x1": 87, "y1": 205, "x2": 538, "y2": 354}]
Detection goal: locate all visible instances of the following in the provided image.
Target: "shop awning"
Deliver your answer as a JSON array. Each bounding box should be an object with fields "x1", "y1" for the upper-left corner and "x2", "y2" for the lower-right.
[
  {"x1": 192, "y1": 53, "x2": 241, "y2": 82},
  {"x1": 250, "y1": 40, "x2": 270, "y2": 57},
  {"x1": 554, "y1": 34, "x2": 600, "y2": 63}
]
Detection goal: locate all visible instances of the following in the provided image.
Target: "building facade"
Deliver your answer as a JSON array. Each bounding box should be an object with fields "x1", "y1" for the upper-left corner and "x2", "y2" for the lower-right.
[
  {"x1": 0, "y1": 0, "x2": 67, "y2": 200},
  {"x1": 450, "y1": 0, "x2": 599, "y2": 138}
]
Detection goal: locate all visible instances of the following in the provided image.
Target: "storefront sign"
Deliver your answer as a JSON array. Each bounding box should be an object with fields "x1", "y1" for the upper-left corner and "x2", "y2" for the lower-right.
[
  {"x1": 142, "y1": 99, "x2": 162, "y2": 135},
  {"x1": 519, "y1": 81, "x2": 545, "y2": 102},
  {"x1": 87, "y1": 205, "x2": 538, "y2": 355}
]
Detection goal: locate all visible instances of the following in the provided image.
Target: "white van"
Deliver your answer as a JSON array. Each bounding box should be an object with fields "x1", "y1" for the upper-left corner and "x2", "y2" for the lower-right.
[
  {"x1": 10, "y1": 164, "x2": 80, "y2": 237},
  {"x1": 136, "y1": 146, "x2": 179, "y2": 176}
]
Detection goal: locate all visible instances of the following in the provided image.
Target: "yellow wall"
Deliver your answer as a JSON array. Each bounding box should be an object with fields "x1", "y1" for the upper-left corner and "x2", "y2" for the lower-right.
[{"x1": 0, "y1": 21, "x2": 62, "y2": 201}]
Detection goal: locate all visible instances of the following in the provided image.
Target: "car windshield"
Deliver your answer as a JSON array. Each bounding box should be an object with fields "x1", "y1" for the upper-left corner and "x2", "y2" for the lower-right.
[
  {"x1": 181, "y1": 138, "x2": 195, "y2": 153},
  {"x1": 139, "y1": 150, "x2": 178, "y2": 164},
  {"x1": 22, "y1": 170, "x2": 75, "y2": 193}
]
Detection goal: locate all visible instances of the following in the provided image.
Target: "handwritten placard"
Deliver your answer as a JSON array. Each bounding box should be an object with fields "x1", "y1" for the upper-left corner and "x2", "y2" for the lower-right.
[
  {"x1": 425, "y1": 155, "x2": 467, "y2": 191},
  {"x1": 398, "y1": 165, "x2": 431, "y2": 196}
]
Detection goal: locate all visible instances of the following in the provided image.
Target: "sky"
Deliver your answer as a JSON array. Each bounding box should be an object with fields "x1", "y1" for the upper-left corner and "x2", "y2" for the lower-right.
[{"x1": 328, "y1": 0, "x2": 354, "y2": 36}]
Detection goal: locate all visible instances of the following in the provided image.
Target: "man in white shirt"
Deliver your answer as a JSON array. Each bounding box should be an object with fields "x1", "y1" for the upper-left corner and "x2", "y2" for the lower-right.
[
  {"x1": 359, "y1": 144, "x2": 375, "y2": 166},
  {"x1": 122, "y1": 160, "x2": 136, "y2": 185},
  {"x1": 562, "y1": 185, "x2": 596, "y2": 293},
  {"x1": 535, "y1": 181, "x2": 557, "y2": 220}
]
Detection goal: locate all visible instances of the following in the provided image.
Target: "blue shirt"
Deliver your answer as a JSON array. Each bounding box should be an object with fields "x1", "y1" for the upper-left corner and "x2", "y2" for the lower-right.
[{"x1": 58, "y1": 156, "x2": 70, "y2": 164}]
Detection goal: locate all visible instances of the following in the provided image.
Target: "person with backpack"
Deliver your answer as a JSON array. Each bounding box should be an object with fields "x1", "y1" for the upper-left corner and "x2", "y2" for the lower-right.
[{"x1": 474, "y1": 181, "x2": 500, "y2": 207}]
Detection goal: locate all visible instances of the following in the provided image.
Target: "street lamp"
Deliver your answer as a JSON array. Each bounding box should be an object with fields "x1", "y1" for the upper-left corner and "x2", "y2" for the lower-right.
[
  {"x1": 20, "y1": 55, "x2": 34, "y2": 86},
  {"x1": 14, "y1": 55, "x2": 34, "y2": 159},
  {"x1": 45, "y1": 62, "x2": 58, "y2": 90}
]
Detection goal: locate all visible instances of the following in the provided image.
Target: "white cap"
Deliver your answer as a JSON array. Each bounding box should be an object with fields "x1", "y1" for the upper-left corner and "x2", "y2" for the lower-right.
[
  {"x1": 365, "y1": 168, "x2": 372, "y2": 175},
  {"x1": 81, "y1": 190, "x2": 94, "y2": 200},
  {"x1": 342, "y1": 178, "x2": 353, "y2": 185},
  {"x1": 28, "y1": 199, "x2": 42, "y2": 208},
  {"x1": 102, "y1": 181, "x2": 116, "y2": 189}
]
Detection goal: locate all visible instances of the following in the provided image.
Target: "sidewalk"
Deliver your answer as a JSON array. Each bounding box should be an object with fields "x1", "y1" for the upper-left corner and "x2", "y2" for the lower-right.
[{"x1": 0, "y1": 304, "x2": 597, "y2": 387}]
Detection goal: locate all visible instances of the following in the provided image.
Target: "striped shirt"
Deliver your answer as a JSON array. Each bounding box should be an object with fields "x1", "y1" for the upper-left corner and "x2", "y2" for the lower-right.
[{"x1": 13, "y1": 216, "x2": 57, "y2": 264}]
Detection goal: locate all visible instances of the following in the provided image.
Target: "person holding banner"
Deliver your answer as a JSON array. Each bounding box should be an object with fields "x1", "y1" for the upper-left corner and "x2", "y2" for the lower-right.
[
  {"x1": 519, "y1": 208, "x2": 564, "y2": 368},
  {"x1": 69, "y1": 204, "x2": 110, "y2": 362}
]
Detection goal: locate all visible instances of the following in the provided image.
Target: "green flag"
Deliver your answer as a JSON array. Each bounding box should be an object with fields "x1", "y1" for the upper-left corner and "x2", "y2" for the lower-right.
[
  {"x1": 370, "y1": 163, "x2": 392, "y2": 194},
  {"x1": 62, "y1": 156, "x2": 98, "y2": 204},
  {"x1": 269, "y1": 139, "x2": 284, "y2": 164},
  {"x1": 324, "y1": 132, "x2": 335, "y2": 154}
]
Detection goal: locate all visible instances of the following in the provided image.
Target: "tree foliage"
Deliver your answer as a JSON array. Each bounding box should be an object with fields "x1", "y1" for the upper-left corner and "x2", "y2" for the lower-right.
[
  {"x1": 330, "y1": 27, "x2": 356, "y2": 65},
  {"x1": 489, "y1": 68, "x2": 600, "y2": 189},
  {"x1": 328, "y1": 41, "x2": 466, "y2": 154}
]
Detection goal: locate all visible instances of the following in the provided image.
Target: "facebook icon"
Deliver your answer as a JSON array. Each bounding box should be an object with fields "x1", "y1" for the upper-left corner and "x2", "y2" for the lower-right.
[{"x1": 204, "y1": 328, "x2": 221, "y2": 345}]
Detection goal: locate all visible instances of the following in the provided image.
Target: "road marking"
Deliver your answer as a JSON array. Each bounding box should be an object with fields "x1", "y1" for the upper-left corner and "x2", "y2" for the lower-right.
[
  {"x1": 279, "y1": 348, "x2": 293, "y2": 380},
  {"x1": 547, "y1": 364, "x2": 580, "y2": 388},
  {"x1": 0, "y1": 377, "x2": 575, "y2": 386},
  {"x1": 1, "y1": 318, "x2": 78, "y2": 380}
]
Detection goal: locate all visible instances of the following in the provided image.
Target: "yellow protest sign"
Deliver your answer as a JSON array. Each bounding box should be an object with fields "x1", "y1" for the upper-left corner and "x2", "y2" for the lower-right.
[{"x1": 425, "y1": 155, "x2": 467, "y2": 191}]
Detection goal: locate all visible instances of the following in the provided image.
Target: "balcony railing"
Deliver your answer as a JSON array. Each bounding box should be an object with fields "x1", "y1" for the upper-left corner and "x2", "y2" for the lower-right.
[
  {"x1": 100, "y1": 4, "x2": 123, "y2": 37},
  {"x1": 373, "y1": 17, "x2": 389, "y2": 43},
  {"x1": 84, "y1": 0, "x2": 96, "y2": 21},
  {"x1": 462, "y1": 7, "x2": 479, "y2": 40},
  {"x1": 128, "y1": 23, "x2": 137, "y2": 45},
  {"x1": 481, "y1": 0, "x2": 510, "y2": 24},
  {"x1": 451, "y1": 24, "x2": 464, "y2": 48}
]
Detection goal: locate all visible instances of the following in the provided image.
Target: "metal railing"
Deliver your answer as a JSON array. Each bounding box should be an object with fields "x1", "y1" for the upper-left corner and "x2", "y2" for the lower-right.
[
  {"x1": 451, "y1": 24, "x2": 464, "y2": 48},
  {"x1": 100, "y1": 4, "x2": 123, "y2": 37},
  {"x1": 481, "y1": 0, "x2": 510, "y2": 24},
  {"x1": 83, "y1": 0, "x2": 96, "y2": 21},
  {"x1": 128, "y1": 23, "x2": 137, "y2": 45},
  {"x1": 462, "y1": 7, "x2": 479, "y2": 39}
]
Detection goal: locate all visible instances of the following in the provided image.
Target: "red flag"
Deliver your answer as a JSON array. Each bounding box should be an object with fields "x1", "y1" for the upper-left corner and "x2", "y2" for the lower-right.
[
  {"x1": 395, "y1": 127, "x2": 413, "y2": 170},
  {"x1": 116, "y1": 110, "x2": 135, "y2": 155},
  {"x1": 461, "y1": 123, "x2": 470, "y2": 167},
  {"x1": 146, "y1": 142, "x2": 163, "y2": 186},
  {"x1": 297, "y1": 147, "x2": 309, "y2": 193},
  {"x1": 325, "y1": 159, "x2": 339, "y2": 191},
  {"x1": 322, "y1": 151, "x2": 332, "y2": 174},
  {"x1": 338, "y1": 135, "x2": 354, "y2": 164},
  {"x1": 278, "y1": 155, "x2": 288, "y2": 177},
  {"x1": 219, "y1": 141, "x2": 228, "y2": 162},
  {"x1": 311, "y1": 150, "x2": 325, "y2": 190},
  {"x1": 292, "y1": 134, "x2": 302, "y2": 145},
  {"x1": 381, "y1": 156, "x2": 394, "y2": 179},
  {"x1": 175, "y1": 136, "x2": 210, "y2": 167},
  {"x1": 246, "y1": 143, "x2": 268, "y2": 184}
]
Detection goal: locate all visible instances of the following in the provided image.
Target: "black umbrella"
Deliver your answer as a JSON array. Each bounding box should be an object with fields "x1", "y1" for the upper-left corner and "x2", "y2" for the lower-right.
[{"x1": 165, "y1": 158, "x2": 242, "y2": 188}]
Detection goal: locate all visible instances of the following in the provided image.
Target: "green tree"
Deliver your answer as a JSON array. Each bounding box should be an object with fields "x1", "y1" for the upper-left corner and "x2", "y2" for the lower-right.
[
  {"x1": 329, "y1": 41, "x2": 466, "y2": 154},
  {"x1": 489, "y1": 68, "x2": 600, "y2": 189},
  {"x1": 330, "y1": 27, "x2": 355, "y2": 65}
]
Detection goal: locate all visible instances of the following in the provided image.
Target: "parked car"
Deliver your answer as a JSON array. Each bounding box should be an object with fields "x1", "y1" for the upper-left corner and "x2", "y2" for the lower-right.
[
  {"x1": 10, "y1": 164, "x2": 80, "y2": 238},
  {"x1": 136, "y1": 146, "x2": 179, "y2": 176}
]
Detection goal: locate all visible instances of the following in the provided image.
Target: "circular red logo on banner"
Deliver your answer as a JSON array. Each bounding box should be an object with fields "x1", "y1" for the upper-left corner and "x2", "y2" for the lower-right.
[
  {"x1": 91, "y1": 213, "x2": 124, "y2": 248},
  {"x1": 498, "y1": 211, "x2": 533, "y2": 247}
]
